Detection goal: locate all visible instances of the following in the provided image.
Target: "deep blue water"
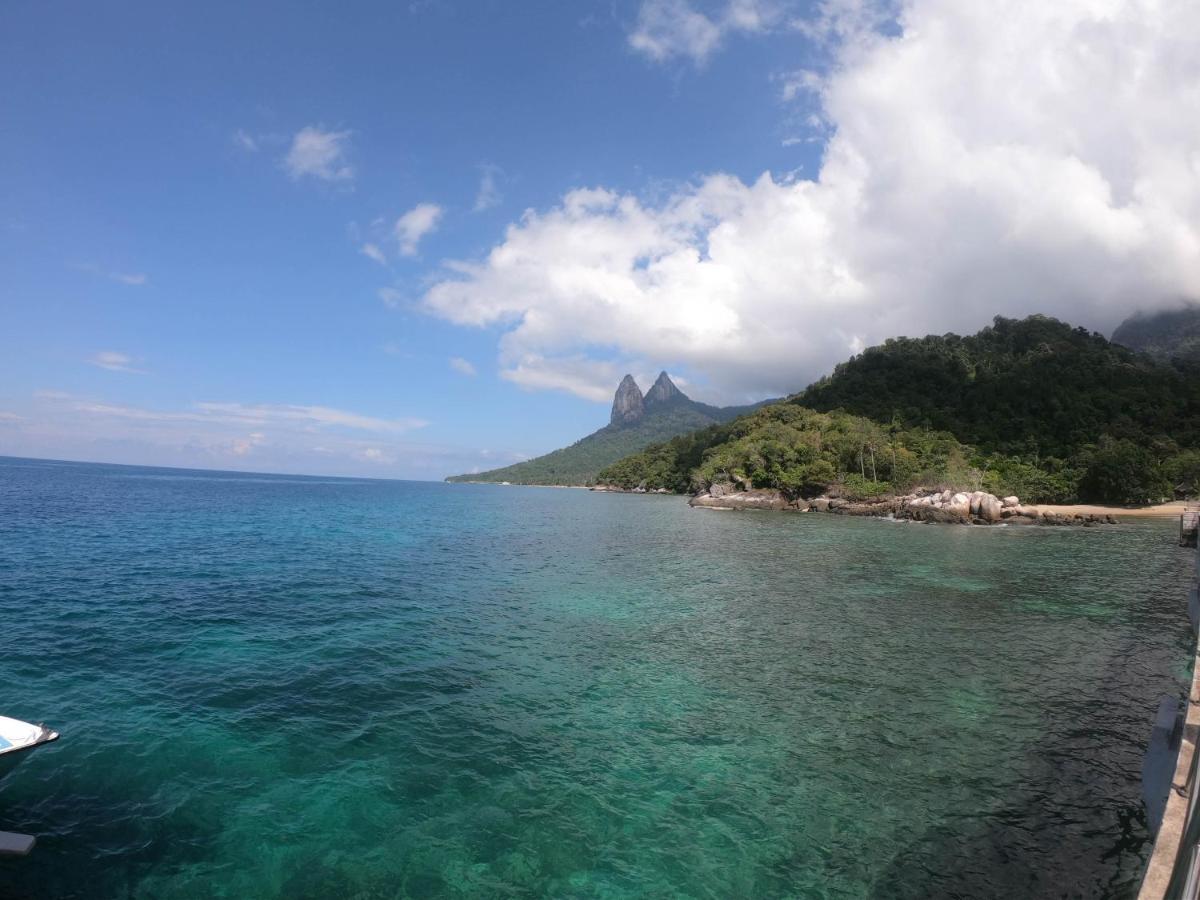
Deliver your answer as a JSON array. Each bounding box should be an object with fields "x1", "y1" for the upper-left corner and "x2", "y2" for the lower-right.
[{"x1": 0, "y1": 456, "x2": 1194, "y2": 899}]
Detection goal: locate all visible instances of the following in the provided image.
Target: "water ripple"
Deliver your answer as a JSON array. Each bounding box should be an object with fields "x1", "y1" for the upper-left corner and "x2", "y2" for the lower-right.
[{"x1": 0, "y1": 459, "x2": 1193, "y2": 899}]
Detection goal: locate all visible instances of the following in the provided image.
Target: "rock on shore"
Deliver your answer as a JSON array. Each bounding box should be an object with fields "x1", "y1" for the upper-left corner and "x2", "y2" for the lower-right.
[{"x1": 685, "y1": 485, "x2": 1117, "y2": 526}]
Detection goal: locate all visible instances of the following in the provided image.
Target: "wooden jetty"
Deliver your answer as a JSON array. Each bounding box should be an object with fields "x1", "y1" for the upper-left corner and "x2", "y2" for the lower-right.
[
  {"x1": 1139, "y1": 537, "x2": 1200, "y2": 898},
  {"x1": 1182, "y1": 506, "x2": 1200, "y2": 547}
]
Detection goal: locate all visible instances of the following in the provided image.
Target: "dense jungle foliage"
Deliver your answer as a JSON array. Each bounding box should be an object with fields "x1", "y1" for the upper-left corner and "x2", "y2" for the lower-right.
[{"x1": 601, "y1": 317, "x2": 1200, "y2": 504}]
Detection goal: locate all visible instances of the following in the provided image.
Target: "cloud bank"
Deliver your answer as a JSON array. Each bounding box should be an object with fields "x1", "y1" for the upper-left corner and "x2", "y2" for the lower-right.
[
  {"x1": 0, "y1": 393, "x2": 506, "y2": 480},
  {"x1": 422, "y1": 0, "x2": 1200, "y2": 402}
]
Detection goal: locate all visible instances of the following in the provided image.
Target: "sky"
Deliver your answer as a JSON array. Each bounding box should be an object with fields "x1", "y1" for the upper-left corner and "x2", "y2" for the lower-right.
[{"x1": 2, "y1": 0, "x2": 1199, "y2": 479}]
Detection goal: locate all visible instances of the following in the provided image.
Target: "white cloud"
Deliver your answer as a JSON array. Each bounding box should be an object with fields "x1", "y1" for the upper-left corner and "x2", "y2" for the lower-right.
[
  {"x1": 629, "y1": 0, "x2": 781, "y2": 64},
  {"x1": 361, "y1": 242, "x2": 387, "y2": 265},
  {"x1": 58, "y1": 397, "x2": 427, "y2": 434},
  {"x1": 233, "y1": 129, "x2": 259, "y2": 152},
  {"x1": 230, "y1": 432, "x2": 266, "y2": 456},
  {"x1": 775, "y1": 68, "x2": 821, "y2": 102},
  {"x1": 192, "y1": 402, "x2": 428, "y2": 434},
  {"x1": 424, "y1": 0, "x2": 1200, "y2": 402},
  {"x1": 449, "y1": 356, "x2": 477, "y2": 376},
  {"x1": 394, "y1": 203, "x2": 443, "y2": 256},
  {"x1": 474, "y1": 166, "x2": 502, "y2": 212},
  {"x1": 89, "y1": 351, "x2": 145, "y2": 374},
  {"x1": 6, "y1": 391, "x2": 477, "y2": 479},
  {"x1": 283, "y1": 126, "x2": 354, "y2": 182},
  {"x1": 378, "y1": 287, "x2": 404, "y2": 308}
]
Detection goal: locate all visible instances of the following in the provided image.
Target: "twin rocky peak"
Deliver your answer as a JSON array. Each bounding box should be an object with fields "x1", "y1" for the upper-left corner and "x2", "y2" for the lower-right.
[{"x1": 610, "y1": 371, "x2": 685, "y2": 427}]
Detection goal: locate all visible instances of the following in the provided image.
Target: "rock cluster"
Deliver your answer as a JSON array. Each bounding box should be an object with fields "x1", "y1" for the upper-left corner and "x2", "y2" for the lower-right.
[
  {"x1": 686, "y1": 485, "x2": 1118, "y2": 526},
  {"x1": 894, "y1": 489, "x2": 1115, "y2": 525},
  {"x1": 591, "y1": 484, "x2": 670, "y2": 494}
]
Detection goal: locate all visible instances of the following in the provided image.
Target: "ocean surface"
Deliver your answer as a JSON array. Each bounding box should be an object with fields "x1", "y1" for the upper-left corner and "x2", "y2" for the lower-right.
[{"x1": 0, "y1": 456, "x2": 1195, "y2": 899}]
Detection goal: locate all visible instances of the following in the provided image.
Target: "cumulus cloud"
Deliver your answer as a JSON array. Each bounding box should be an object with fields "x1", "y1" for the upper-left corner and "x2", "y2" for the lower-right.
[
  {"x1": 423, "y1": 0, "x2": 1200, "y2": 402},
  {"x1": 89, "y1": 351, "x2": 145, "y2": 374},
  {"x1": 629, "y1": 0, "x2": 781, "y2": 64},
  {"x1": 394, "y1": 203, "x2": 443, "y2": 256},
  {"x1": 448, "y1": 356, "x2": 477, "y2": 376},
  {"x1": 283, "y1": 126, "x2": 354, "y2": 182}
]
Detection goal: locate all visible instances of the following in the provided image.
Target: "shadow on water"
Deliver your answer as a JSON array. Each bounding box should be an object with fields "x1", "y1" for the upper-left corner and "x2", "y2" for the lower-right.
[{"x1": 871, "y1": 603, "x2": 1192, "y2": 900}]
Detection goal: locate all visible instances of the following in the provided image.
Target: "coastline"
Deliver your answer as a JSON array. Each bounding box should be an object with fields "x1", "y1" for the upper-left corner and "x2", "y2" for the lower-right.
[
  {"x1": 681, "y1": 486, "x2": 1135, "y2": 527},
  {"x1": 447, "y1": 480, "x2": 592, "y2": 489},
  {"x1": 464, "y1": 480, "x2": 1188, "y2": 520},
  {"x1": 1036, "y1": 502, "x2": 1186, "y2": 518}
]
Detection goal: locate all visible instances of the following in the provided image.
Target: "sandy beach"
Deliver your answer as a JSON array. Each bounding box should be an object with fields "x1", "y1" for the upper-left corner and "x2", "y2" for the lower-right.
[{"x1": 1038, "y1": 502, "x2": 1188, "y2": 518}]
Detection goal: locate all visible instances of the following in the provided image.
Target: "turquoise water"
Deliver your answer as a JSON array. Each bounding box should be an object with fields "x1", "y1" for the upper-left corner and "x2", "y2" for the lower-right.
[{"x1": 0, "y1": 456, "x2": 1194, "y2": 899}]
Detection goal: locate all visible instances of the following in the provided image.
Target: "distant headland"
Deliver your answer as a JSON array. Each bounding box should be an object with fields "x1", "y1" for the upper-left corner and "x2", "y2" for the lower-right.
[
  {"x1": 453, "y1": 314, "x2": 1200, "y2": 523},
  {"x1": 445, "y1": 372, "x2": 766, "y2": 486}
]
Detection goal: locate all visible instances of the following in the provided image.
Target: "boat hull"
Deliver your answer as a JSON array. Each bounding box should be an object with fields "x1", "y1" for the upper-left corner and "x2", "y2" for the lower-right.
[{"x1": 0, "y1": 716, "x2": 59, "y2": 781}]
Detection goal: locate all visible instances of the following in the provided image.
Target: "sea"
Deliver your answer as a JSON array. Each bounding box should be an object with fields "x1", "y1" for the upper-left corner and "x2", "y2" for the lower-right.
[{"x1": 0, "y1": 456, "x2": 1194, "y2": 899}]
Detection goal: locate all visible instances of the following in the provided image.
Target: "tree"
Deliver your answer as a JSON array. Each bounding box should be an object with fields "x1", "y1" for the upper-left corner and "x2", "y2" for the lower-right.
[{"x1": 1079, "y1": 439, "x2": 1170, "y2": 504}]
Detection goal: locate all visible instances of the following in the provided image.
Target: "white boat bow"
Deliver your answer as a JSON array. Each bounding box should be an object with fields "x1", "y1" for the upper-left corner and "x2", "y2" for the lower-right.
[{"x1": 0, "y1": 715, "x2": 59, "y2": 771}]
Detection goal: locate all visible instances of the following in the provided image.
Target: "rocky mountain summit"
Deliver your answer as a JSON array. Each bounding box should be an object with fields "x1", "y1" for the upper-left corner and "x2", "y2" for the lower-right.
[
  {"x1": 447, "y1": 371, "x2": 764, "y2": 486},
  {"x1": 610, "y1": 371, "x2": 690, "y2": 426},
  {"x1": 644, "y1": 370, "x2": 684, "y2": 406},
  {"x1": 610, "y1": 375, "x2": 646, "y2": 426}
]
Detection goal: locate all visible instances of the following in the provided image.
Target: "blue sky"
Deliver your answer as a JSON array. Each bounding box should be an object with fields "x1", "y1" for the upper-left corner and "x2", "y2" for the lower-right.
[{"x1": 3, "y1": 0, "x2": 1198, "y2": 478}]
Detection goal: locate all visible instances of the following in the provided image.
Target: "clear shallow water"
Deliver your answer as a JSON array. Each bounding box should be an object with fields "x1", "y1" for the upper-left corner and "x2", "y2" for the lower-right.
[{"x1": 0, "y1": 457, "x2": 1194, "y2": 899}]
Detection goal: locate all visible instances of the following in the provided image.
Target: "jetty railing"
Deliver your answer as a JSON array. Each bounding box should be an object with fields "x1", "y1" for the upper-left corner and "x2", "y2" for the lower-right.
[{"x1": 1140, "y1": 529, "x2": 1200, "y2": 899}]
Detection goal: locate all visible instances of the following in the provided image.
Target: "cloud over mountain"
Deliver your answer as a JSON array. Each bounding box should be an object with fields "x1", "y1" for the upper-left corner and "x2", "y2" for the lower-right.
[{"x1": 422, "y1": 0, "x2": 1200, "y2": 402}]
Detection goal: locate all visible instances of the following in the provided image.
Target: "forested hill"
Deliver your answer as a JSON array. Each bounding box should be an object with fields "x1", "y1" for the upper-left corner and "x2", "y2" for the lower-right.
[
  {"x1": 599, "y1": 316, "x2": 1200, "y2": 504},
  {"x1": 797, "y1": 315, "x2": 1200, "y2": 459},
  {"x1": 446, "y1": 372, "x2": 762, "y2": 486},
  {"x1": 1112, "y1": 306, "x2": 1200, "y2": 363}
]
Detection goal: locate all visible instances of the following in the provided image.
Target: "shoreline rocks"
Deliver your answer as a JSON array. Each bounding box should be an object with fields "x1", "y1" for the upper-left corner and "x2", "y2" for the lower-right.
[{"x1": 682, "y1": 485, "x2": 1117, "y2": 527}]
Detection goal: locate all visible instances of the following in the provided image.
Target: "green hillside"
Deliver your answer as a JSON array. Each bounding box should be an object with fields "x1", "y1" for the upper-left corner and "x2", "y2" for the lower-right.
[
  {"x1": 797, "y1": 315, "x2": 1200, "y2": 459},
  {"x1": 600, "y1": 316, "x2": 1200, "y2": 504},
  {"x1": 1112, "y1": 306, "x2": 1200, "y2": 362},
  {"x1": 599, "y1": 404, "x2": 981, "y2": 498},
  {"x1": 446, "y1": 372, "x2": 761, "y2": 486}
]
